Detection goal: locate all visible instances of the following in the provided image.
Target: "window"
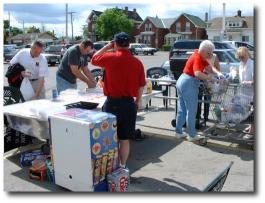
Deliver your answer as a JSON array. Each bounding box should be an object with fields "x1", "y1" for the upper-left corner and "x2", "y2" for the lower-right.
[
  {"x1": 149, "y1": 24, "x2": 152, "y2": 31},
  {"x1": 242, "y1": 36, "x2": 249, "y2": 42},
  {"x1": 186, "y1": 22, "x2": 190, "y2": 32},
  {"x1": 213, "y1": 36, "x2": 220, "y2": 41},
  {"x1": 145, "y1": 24, "x2": 148, "y2": 31},
  {"x1": 176, "y1": 22, "x2": 181, "y2": 32}
]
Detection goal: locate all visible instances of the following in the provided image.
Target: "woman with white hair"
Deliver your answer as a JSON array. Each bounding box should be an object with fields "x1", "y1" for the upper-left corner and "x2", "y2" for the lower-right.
[
  {"x1": 235, "y1": 46, "x2": 254, "y2": 139},
  {"x1": 175, "y1": 40, "x2": 223, "y2": 141}
]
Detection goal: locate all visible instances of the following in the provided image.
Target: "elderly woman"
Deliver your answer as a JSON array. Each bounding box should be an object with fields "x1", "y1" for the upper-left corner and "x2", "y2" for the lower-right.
[
  {"x1": 236, "y1": 46, "x2": 254, "y2": 139},
  {"x1": 175, "y1": 40, "x2": 223, "y2": 141}
]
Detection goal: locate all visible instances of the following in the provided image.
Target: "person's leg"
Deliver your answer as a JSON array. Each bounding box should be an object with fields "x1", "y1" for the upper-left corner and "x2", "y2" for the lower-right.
[
  {"x1": 183, "y1": 79, "x2": 199, "y2": 138},
  {"x1": 119, "y1": 140, "x2": 130, "y2": 166},
  {"x1": 204, "y1": 94, "x2": 211, "y2": 121},
  {"x1": 196, "y1": 85, "x2": 203, "y2": 120},
  {"x1": 175, "y1": 76, "x2": 187, "y2": 135},
  {"x1": 176, "y1": 91, "x2": 187, "y2": 134}
]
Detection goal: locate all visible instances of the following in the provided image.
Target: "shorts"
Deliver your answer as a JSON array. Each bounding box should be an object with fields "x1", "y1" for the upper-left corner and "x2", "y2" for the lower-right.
[{"x1": 102, "y1": 97, "x2": 137, "y2": 140}]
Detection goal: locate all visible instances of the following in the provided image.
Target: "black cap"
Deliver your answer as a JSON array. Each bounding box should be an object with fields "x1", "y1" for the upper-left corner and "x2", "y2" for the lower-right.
[{"x1": 113, "y1": 32, "x2": 130, "y2": 47}]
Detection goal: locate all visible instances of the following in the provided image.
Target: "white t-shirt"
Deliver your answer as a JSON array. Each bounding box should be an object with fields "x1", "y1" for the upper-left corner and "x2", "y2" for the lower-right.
[
  {"x1": 10, "y1": 48, "x2": 49, "y2": 80},
  {"x1": 239, "y1": 58, "x2": 254, "y2": 83}
]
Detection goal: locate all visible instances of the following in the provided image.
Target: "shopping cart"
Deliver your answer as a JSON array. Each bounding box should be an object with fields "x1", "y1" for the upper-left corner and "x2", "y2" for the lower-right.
[{"x1": 203, "y1": 77, "x2": 254, "y2": 148}]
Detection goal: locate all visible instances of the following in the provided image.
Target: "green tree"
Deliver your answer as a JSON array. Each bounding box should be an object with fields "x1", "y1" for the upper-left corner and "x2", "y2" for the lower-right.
[
  {"x1": 27, "y1": 26, "x2": 40, "y2": 33},
  {"x1": 3, "y1": 20, "x2": 23, "y2": 43},
  {"x1": 95, "y1": 8, "x2": 133, "y2": 40},
  {"x1": 11, "y1": 27, "x2": 23, "y2": 36},
  {"x1": 75, "y1": 36, "x2": 82, "y2": 41}
]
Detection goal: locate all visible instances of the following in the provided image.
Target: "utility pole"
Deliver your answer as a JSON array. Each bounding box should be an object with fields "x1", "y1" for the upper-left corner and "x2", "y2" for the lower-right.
[
  {"x1": 68, "y1": 11, "x2": 76, "y2": 42},
  {"x1": 8, "y1": 11, "x2": 11, "y2": 43},
  {"x1": 22, "y1": 20, "x2": 25, "y2": 34},
  {"x1": 66, "y1": 4, "x2": 68, "y2": 42}
]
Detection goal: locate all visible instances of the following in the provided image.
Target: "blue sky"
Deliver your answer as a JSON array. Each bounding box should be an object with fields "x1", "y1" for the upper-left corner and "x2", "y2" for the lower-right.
[{"x1": 3, "y1": 1, "x2": 254, "y2": 38}]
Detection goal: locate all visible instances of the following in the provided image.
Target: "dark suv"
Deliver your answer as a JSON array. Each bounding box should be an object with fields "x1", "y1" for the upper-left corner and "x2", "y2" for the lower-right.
[{"x1": 169, "y1": 40, "x2": 235, "y2": 58}]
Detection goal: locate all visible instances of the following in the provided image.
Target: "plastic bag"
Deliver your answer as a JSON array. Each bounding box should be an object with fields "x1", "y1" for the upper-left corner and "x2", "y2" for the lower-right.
[{"x1": 20, "y1": 78, "x2": 35, "y2": 101}]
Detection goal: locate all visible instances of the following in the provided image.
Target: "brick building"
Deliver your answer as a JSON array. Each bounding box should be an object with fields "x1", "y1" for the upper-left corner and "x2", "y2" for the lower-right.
[{"x1": 137, "y1": 13, "x2": 207, "y2": 49}]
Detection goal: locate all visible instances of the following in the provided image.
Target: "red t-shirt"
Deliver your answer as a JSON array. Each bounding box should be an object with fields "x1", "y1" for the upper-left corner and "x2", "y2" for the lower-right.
[
  {"x1": 183, "y1": 50, "x2": 209, "y2": 77},
  {"x1": 91, "y1": 49, "x2": 146, "y2": 97}
]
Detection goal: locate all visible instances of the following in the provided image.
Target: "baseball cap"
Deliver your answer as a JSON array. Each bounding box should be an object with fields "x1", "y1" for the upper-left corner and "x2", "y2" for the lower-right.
[{"x1": 113, "y1": 32, "x2": 130, "y2": 47}]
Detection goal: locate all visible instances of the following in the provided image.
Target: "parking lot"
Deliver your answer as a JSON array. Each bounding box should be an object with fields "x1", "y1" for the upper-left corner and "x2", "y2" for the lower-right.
[{"x1": 3, "y1": 51, "x2": 254, "y2": 192}]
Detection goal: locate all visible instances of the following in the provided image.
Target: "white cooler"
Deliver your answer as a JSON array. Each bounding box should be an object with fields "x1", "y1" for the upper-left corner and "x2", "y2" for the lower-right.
[{"x1": 49, "y1": 108, "x2": 118, "y2": 191}]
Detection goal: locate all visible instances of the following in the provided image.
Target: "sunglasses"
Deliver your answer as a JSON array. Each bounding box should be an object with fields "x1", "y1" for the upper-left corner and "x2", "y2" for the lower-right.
[{"x1": 207, "y1": 52, "x2": 213, "y2": 57}]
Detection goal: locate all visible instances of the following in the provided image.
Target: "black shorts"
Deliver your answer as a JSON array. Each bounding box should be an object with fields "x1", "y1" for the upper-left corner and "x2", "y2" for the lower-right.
[{"x1": 102, "y1": 97, "x2": 137, "y2": 140}]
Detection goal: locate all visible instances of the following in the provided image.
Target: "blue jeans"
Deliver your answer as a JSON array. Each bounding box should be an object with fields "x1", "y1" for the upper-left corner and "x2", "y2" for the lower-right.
[
  {"x1": 56, "y1": 74, "x2": 77, "y2": 94},
  {"x1": 176, "y1": 73, "x2": 200, "y2": 137}
]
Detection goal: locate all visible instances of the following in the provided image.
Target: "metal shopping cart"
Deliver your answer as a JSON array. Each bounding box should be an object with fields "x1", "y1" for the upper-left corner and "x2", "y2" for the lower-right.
[{"x1": 203, "y1": 77, "x2": 254, "y2": 148}]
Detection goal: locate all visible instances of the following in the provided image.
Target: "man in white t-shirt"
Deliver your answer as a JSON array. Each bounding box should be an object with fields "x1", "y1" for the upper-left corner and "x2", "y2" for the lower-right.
[{"x1": 10, "y1": 40, "x2": 49, "y2": 99}]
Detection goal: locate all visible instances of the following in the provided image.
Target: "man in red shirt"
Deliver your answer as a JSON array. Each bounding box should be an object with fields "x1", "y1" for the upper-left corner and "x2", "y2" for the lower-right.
[
  {"x1": 175, "y1": 40, "x2": 223, "y2": 141},
  {"x1": 91, "y1": 32, "x2": 146, "y2": 168}
]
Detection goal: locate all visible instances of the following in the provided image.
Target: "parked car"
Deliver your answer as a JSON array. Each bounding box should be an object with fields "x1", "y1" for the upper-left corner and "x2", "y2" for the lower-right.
[
  {"x1": 129, "y1": 43, "x2": 157, "y2": 55},
  {"x1": 93, "y1": 41, "x2": 109, "y2": 51},
  {"x1": 169, "y1": 40, "x2": 235, "y2": 58},
  {"x1": 4, "y1": 44, "x2": 18, "y2": 61},
  {"x1": 169, "y1": 49, "x2": 240, "y2": 81},
  {"x1": 44, "y1": 45, "x2": 66, "y2": 58},
  {"x1": 213, "y1": 49, "x2": 240, "y2": 74},
  {"x1": 42, "y1": 53, "x2": 61, "y2": 66},
  {"x1": 223, "y1": 40, "x2": 254, "y2": 58}
]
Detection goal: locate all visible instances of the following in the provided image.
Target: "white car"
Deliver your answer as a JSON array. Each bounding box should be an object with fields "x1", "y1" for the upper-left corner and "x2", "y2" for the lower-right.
[
  {"x1": 223, "y1": 41, "x2": 254, "y2": 58},
  {"x1": 213, "y1": 49, "x2": 240, "y2": 74},
  {"x1": 129, "y1": 43, "x2": 157, "y2": 55}
]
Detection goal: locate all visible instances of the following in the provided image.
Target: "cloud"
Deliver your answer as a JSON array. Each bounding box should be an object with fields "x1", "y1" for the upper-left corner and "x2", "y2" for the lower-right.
[{"x1": 3, "y1": 1, "x2": 254, "y2": 37}]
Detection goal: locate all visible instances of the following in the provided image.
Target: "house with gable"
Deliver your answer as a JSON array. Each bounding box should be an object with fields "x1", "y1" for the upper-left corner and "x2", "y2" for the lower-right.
[
  {"x1": 206, "y1": 10, "x2": 254, "y2": 44},
  {"x1": 137, "y1": 13, "x2": 207, "y2": 49}
]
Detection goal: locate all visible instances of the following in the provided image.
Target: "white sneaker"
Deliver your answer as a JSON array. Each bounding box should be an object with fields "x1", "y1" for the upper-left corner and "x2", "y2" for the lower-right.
[
  {"x1": 187, "y1": 134, "x2": 205, "y2": 142},
  {"x1": 175, "y1": 132, "x2": 187, "y2": 139},
  {"x1": 243, "y1": 134, "x2": 254, "y2": 140}
]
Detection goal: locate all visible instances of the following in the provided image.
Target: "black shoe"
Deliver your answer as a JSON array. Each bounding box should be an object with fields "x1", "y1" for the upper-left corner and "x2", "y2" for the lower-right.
[{"x1": 134, "y1": 129, "x2": 144, "y2": 141}]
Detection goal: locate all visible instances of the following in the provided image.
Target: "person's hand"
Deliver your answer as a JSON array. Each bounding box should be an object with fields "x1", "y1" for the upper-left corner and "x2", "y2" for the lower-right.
[
  {"x1": 217, "y1": 72, "x2": 224, "y2": 79},
  {"x1": 104, "y1": 41, "x2": 114, "y2": 50},
  {"x1": 207, "y1": 74, "x2": 217, "y2": 83},
  {"x1": 135, "y1": 98, "x2": 142, "y2": 110},
  {"x1": 87, "y1": 80, "x2": 97, "y2": 88}
]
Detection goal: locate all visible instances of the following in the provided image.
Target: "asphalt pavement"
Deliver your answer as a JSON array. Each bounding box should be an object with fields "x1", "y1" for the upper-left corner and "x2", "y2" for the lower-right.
[{"x1": 3, "y1": 51, "x2": 254, "y2": 192}]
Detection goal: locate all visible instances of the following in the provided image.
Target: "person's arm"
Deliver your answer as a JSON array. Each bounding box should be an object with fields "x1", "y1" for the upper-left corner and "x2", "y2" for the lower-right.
[
  {"x1": 32, "y1": 77, "x2": 45, "y2": 99},
  {"x1": 91, "y1": 41, "x2": 114, "y2": 67},
  {"x1": 70, "y1": 65, "x2": 96, "y2": 88},
  {"x1": 82, "y1": 66, "x2": 97, "y2": 88},
  {"x1": 135, "y1": 86, "x2": 145, "y2": 110},
  {"x1": 93, "y1": 41, "x2": 114, "y2": 57},
  {"x1": 194, "y1": 71, "x2": 209, "y2": 80}
]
